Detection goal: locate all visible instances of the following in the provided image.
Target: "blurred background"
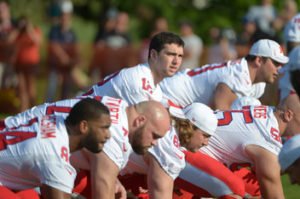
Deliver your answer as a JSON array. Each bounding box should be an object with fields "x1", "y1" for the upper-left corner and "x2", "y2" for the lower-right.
[
  {"x1": 0, "y1": 0, "x2": 300, "y2": 197},
  {"x1": 0, "y1": 0, "x2": 298, "y2": 113}
]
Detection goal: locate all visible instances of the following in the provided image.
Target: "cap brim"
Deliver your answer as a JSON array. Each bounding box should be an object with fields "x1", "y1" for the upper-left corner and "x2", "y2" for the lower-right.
[
  {"x1": 273, "y1": 56, "x2": 289, "y2": 64},
  {"x1": 169, "y1": 106, "x2": 186, "y2": 119}
]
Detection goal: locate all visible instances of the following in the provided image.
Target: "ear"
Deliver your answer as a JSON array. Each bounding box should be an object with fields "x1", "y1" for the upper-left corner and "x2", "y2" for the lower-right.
[
  {"x1": 79, "y1": 120, "x2": 89, "y2": 135},
  {"x1": 149, "y1": 49, "x2": 158, "y2": 61},
  {"x1": 283, "y1": 109, "x2": 294, "y2": 123},
  {"x1": 254, "y1": 56, "x2": 263, "y2": 68},
  {"x1": 133, "y1": 115, "x2": 147, "y2": 127}
]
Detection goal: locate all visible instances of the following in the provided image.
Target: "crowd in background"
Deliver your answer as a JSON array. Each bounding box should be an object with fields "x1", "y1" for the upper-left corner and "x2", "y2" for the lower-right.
[{"x1": 0, "y1": 0, "x2": 298, "y2": 113}]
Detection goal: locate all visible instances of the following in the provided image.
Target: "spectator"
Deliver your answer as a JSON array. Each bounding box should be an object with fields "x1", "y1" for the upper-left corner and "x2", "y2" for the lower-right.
[
  {"x1": 207, "y1": 27, "x2": 237, "y2": 64},
  {"x1": 10, "y1": 15, "x2": 42, "y2": 111},
  {"x1": 246, "y1": 0, "x2": 277, "y2": 38},
  {"x1": 273, "y1": 0, "x2": 298, "y2": 38},
  {"x1": 179, "y1": 20, "x2": 203, "y2": 70},
  {"x1": 90, "y1": 11, "x2": 135, "y2": 81},
  {"x1": 139, "y1": 16, "x2": 169, "y2": 63},
  {"x1": 235, "y1": 16, "x2": 257, "y2": 58},
  {"x1": 46, "y1": 1, "x2": 80, "y2": 102},
  {"x1": 0, "y1": 1, "x2": 15, "y2": 88}
]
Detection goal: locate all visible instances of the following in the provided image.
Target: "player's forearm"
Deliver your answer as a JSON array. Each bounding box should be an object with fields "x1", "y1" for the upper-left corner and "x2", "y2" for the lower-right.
[{"x1": 259, "y1": 180, "x2": 285, "y2": 199}]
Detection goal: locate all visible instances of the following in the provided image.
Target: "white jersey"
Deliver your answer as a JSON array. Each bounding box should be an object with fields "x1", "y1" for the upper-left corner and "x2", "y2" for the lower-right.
[
  {"x1": 83, "y1": 63, "x2": 162, "y2": 105},
  {"x1": 201, "y1": 106, "x2": 282, "y2": 167},
  {"x1": 121, "y1": 127, "x2": 186, "y2": 179},
  {"x1": 4, "y1": 96, "x2": 132, "y2": 170},
  {"x1": 0, "y1": 115, "x2": 76, "y2": 193},
  {"x1": 160, "y1": 58, "x2": 266, "y2": 107}
]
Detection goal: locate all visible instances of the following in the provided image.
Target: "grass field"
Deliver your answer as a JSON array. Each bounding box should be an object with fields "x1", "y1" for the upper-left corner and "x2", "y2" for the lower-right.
[{"x1": 282, "y1": 174, "x2": 300, "y2": 199}]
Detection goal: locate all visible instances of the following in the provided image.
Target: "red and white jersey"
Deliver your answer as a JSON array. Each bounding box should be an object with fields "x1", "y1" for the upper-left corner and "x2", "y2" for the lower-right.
[
  {"x1": 121, "y1": 127, "x2": 186, "y2": 179},
  {"x1": 0, "y1": 115, "x2": 76, "y2": 193},
  {"x1": 201, "y1": 106, "x2": 282, "y2": 167},
  {"x1": 3, "y1": 96, "x2": 103, "y2": 129},
  {"x1": 160, "y1": 58, "x2": 266, "y2": 107},
  {"x1": 278, "y1": 70, "x2": 296, "y2": 103},
  {"x1": 83, "y1": 63, "x2": 162, "y2": 105},
  {"x1": 3, "y1": 96, "x2": 132, "y2": 170}
]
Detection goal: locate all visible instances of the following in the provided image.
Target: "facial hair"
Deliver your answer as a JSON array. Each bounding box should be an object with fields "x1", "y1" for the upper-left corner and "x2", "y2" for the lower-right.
[{"x1": 131, "y1": 125, "x2": 150, "y2": 155}]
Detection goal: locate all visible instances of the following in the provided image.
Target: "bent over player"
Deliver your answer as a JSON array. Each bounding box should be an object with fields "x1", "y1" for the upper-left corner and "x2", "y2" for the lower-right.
[
  {"x1": 160, "y1": 39, "x2": 288, "y2": 110},
  {"x1": 196, "y1": 105, "x2": 293, "y2": 198},
  {"x1": 0, "y1": 98, "x2": 111, "y2": 199}
]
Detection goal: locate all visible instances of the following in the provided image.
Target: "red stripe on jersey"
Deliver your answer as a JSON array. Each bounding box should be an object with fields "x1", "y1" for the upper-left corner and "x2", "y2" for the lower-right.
[
  {"x1": 97, "y1": 71, "x2": 120, "y2": 86},
  {"x1": 168, "y1": 99, "x2": 183, "y2": 108},
  {"x1": 93, "y1": 96, "x2": 103, "y2": 101},
  {"x1": 187, "y1": 62, "x2": 227, "y2": 77},
  {"x1": 46, "y1": 106, "x2": 72, "y2": 115},
  {"x1": 0, "y1": 131, "x2": 37, "y2": 150},
  {"x1": 11, "y1": 117, "x2": 39, "y2": 130},
  {"x1": 0, "y1": 120, "x2": 5, "y2": 131}
]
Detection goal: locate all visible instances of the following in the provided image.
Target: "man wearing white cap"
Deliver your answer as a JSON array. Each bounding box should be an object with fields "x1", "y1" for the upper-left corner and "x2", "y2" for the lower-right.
[
  {"x1": 279, "y1": 134, "x2": 300, "y2": 185},
  {"x1": 160, "y1": 39, "x2": 289, "y2": 110},
  {"x1": 278, "y1": 13, "x2": 300, "y2": 137}
]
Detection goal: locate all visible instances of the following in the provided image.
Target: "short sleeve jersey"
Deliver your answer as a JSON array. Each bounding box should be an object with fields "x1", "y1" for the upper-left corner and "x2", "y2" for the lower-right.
[
  {"x1": 121, "y1": 127, "x2": 186, "y2": 179},
  {"x1": 0, "y1": 115, "x2": 76, "y2": 193},
  {"x1": 160, "y1": 58, "x2": 266, "y2": 107},
  {"x1": 83, "y1": 63, "x2": 162, "y2": 105},
  {"x1": 200, "y1": 106, "x2": 282, "y2": 167},
  {"x1": 3, "y1": 96, "x2": 132, "y2": 170}
]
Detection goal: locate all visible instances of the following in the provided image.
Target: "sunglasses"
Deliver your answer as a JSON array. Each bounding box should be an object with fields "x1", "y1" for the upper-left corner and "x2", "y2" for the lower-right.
[{"x1": 269, "y1": 58, "x2": 282, "y2": 68}]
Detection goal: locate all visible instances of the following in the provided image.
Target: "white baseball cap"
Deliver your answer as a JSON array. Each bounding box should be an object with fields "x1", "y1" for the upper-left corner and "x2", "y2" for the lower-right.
[
  {"x1": 284, "y1": 14, "x2": 300, "y2": 43},
  {"x1": 287, "y1": 46, "x2": 300, "y2": 71},
  {"x1": 231, "y1": 96, "x2": 261, "y2": 110},
  {"x1": 169, "y1": 103, "x2": 218, "y2": 136},
  {"x1": 249, "y1": 39, "x2": 289, "y2": 64},
  {"x1": 279, "y1": 135, "x2": 300, "y2": 172}
]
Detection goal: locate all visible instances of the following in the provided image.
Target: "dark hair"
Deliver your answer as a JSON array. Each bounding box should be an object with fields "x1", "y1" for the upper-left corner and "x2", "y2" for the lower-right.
[
  {"x1": 66, "y1": 98, "x2": 110, "y2": 125},
  {"x1": 245, "y1": 54, "x2": 269, "y2": 63},
  {"x1": 245, "y1": 54, "x2": 257, "y2": 61},
  {"x1": 148, "y1": 31, "x2": 184, "y2": 59}
]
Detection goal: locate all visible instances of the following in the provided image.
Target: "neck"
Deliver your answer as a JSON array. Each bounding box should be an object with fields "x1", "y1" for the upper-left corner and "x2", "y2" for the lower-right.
[
  {"x1": 149, "y1": 64, "x2": 162, "y2": 85},
  {"x1": 125, "y1": 106, "x2": 138, "y2": 143},
  {"x1": 65, "y1": 123, "x2": 81, "y2": 153},
  {"x1": 247, "y1": 60, "x2": 257, "y2": 84}
]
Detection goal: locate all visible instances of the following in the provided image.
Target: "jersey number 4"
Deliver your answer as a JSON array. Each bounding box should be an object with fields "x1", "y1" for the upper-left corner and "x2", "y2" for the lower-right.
[{"x1": 0, "y1": 131, "x2": 37, "y2": 150}]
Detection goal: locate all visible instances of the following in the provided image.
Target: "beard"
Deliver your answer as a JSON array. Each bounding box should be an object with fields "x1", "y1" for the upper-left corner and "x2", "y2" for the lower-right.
[
  {"x1": 131, "y1": 125, "x2": 150, "y2": 155},
  {"x1": 82, "y1": 131, "x2": 103, "y2": 153}
]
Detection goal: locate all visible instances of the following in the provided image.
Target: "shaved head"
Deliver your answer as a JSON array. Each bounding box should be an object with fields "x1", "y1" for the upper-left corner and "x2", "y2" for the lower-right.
[
  {"x1": 129, "y1": 101, "x2": 170, "y2": 154},
  {"x1": 136, "y1": 101, "x2": 170, "y2": 123}
]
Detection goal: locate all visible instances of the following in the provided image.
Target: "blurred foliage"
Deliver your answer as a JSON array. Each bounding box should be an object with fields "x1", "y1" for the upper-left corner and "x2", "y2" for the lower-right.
[{"x1": 7, "y1": 0, "x2": 300, "y2": 44}]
